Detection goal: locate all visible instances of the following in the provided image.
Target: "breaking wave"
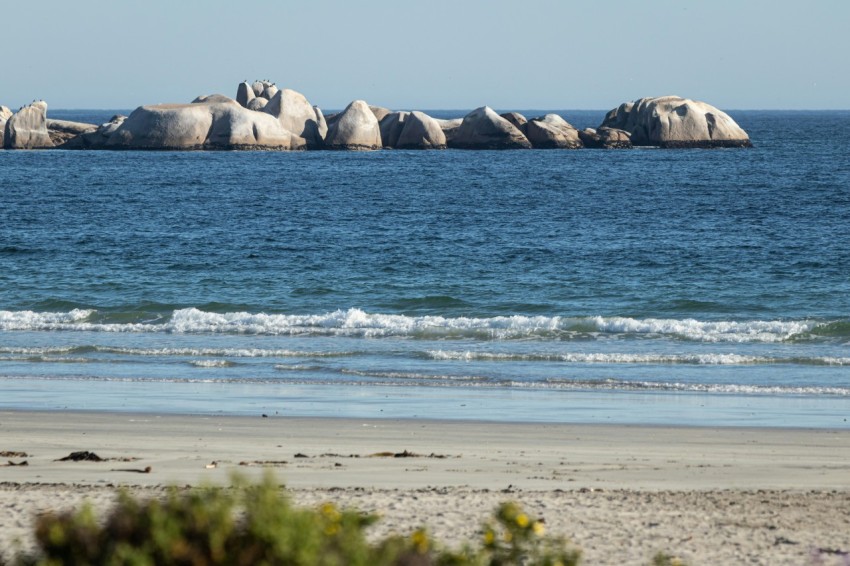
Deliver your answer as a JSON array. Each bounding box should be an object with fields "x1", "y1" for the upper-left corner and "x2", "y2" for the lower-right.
[{"x1": 0, "y1": 308, "x2": 842, "y2": 343}]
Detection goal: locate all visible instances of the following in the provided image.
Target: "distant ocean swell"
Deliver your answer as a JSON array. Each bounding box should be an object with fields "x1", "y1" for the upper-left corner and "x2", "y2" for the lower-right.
[{"x1": 1, "y1": 307, "x2": 846, "y2": 343}]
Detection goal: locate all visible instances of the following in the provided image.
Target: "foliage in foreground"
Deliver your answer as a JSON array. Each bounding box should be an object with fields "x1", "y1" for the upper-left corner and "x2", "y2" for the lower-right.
[{"x1": 12, "y1": 476, "x2": 582, "y2": 566}]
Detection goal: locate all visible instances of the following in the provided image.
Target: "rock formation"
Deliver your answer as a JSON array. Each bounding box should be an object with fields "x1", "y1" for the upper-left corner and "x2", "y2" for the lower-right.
[
  {"x1": 434, "y1": 118, "x2": 463, "y2": 145},
  {"x1": 324, "y1": 100, "x2": 382, "y2": 150},
  {"x1": 578, "y1": 127, "x2": 632, "y2": 149},
  {"x1": 600, "y1": 96, "x2": 751, "y2": 148},
  {"x1": 395, "y1": 111, "x2": 447, "y2": 149},
  {"x1": 4, "y1": 101, "x2": 54, "y2": 149},
  {"x1": 379, "y1": 111, "x2": 409, "y2": 148},
  {"x1": 46, "y1": 119, "x2": 97, "y2": 146},
  {"x1": 263, "y1": 84, "x2": 279, "y2": 100},
  {"x1": 314, "y1": 106, "x2": 328, "y2": 140},
  {"x1": 263, "y1": 89, "x2": 324, "y2": 148},
  {"x1": 500, "y1": 112, "x2": 528, "y2": 135},
  {"x1": 0, "y1": 105, "x2": 12, "y2": 147},
  {"x1": 247, "y1": 98, "x2": 268, "y2": 111},
  {"x1": 525, "y1": 114, "x2": 582, "y2": 149},
  {"x1": 192, "y1": 94, "x2": 235, "y2": 105},
  {"x1": 62, "y1": 115, "x2": 127, "y2": 149},
  {"x1": 369, "y1": 105, "x2": 392, "y2": 123},
  {"x1": 236, "y1": 82, "x2": 255, "y2": 108},
  {"x1": 449, "y1": 106, "x2": 531, "y2": 150},
  {"x1": 106, "y1": 102, "x2": 300, "y2": 150}
]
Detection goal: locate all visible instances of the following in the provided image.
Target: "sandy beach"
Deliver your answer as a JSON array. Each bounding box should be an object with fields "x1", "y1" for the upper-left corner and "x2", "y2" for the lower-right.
[{"x1": 1, "y1": 410, "x2": 849, "y2": 564}]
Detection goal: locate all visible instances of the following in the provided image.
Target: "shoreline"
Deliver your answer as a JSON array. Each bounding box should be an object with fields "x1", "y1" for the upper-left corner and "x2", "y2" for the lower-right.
[{"x1": 2, "y1": 410, "x2": 850, "y2": 564}]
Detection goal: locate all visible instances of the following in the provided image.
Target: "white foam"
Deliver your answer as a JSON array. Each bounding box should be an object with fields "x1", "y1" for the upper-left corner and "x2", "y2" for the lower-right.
[
  {"x1": 190, "y1": 360, "x2": 234, "y2": 368},
  {"x1": 426, "y1": 350, "x2": 769, "y2": 364},
  {"x1": 0, "y1": 307, "x2": 830, "y2": 343}
]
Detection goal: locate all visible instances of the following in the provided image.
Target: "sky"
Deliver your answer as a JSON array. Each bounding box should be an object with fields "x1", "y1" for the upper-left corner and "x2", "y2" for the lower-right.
[{"x1": 2, "y1": 0, "x2": 848, "y2": 111}]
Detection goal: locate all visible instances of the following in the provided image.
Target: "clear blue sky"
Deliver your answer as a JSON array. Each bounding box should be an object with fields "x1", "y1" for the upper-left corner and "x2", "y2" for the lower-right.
[{"x1": 3, "y1": 0, "x2": 848, "y2": 110}]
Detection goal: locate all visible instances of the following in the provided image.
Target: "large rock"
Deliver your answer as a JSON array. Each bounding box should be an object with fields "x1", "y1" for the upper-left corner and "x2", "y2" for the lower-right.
[
  {"x1": 236, "y1": 82, "x2": 255, "y2": 108},
  {"x1": 106, "y1": 102, "x2": 301, "y2": 150},
  {"x1": 370, "y1": 105, "x2": 392, "y2": 122},
  {"x1": 525, "y1": 114, "x2": 582, "y2": 149},
  {"x1": 314, "y1": 106, "x2": 328, "y2": 140},
  {"x1": 600, "y1": 95, "x2": 751, "y2": 148},
  {"x1": 247, "y1": 97, "x2": 268, "y2": 111},
  {"x1": 500, "y1": 112, "x2": 528, "y2": 134},
  {"x1": 192, "y1": 94, "x2": 236, "y2": 105},
  {"x1": 263, "y1": 89, "x2": 323, "y2": 148},
  {"x1": 251, "y1": 81, "x2": 266, "y2": 98},
  {"x1": 578, "y1": 127, "x2": 632, "y2": 149},
  {"x1": 46, "y1": 119, "x2": 97, "y2": 146},
  {"x1": 324, "y1": 100, "x2": 382, "y2": 150},
  {"x1": 434, "y1": 118, "x2": 463, "y2": 144},
  {"x1": 4, "y1": 101, "x2": 54, "y2": 149},
  {"x1": 395, "y1": 111, "x2": 447, "y2": 150},
  {"x1": 379, "y1": 111, "x2": 409, "y2": 148},
  {"x1": 0, "y1": 105, "x2": 12, "y2": 147},
  {"x1": 64, "y1": 115, "x2": 127, "y2": 149},
  {"x1": 449, "y1": 106, "x2": 531, "y2": 150},
  {"x1": 263, "y1": 84, "x2": 279, "y2": 100}
]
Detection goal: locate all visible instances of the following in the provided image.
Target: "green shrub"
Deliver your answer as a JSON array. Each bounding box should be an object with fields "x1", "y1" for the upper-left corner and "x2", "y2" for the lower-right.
[{"x1": 13, "y1": 476, "x2": 584, "y2": 565}]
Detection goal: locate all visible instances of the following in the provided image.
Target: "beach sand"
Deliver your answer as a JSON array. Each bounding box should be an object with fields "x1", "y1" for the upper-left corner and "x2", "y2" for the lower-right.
[{"x1": 1, "y1": 411, "x2": 849, "y2": 564}]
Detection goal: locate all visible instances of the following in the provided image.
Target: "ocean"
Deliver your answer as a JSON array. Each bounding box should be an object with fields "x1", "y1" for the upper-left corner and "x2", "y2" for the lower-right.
[{"x1": 1, "y1": 110, "x2": 848, "y2": 428}]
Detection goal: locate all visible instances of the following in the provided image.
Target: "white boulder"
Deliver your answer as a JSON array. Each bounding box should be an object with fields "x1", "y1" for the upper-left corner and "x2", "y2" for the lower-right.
[
  {"x1": 263, "y1": 89, "x2": 324, "y2": 148},
  {"x1": 379, "y1": 111, "x2": 409, "y2": 148},
  {"x1": 600, "y1": 95, "x2": 751, "y2": 148},
  {"x1": 525, "y1": 114, "x2": 582, "y2": 149},
  {"x1": 395, "y1": 111, "x2": 447, "y2": 150},
  {"x1": 449, "y1": 106, "x2": 531, "y2": 149},
  {"x1": 3, "y1": 101, "x2": 54, "y2": 149},
  {"x1": 324, "y1": 100, "x2": 382, "y2": 150},
  {"x1": 236, "y1": 82, "x2": 255, "y2": 108},
  {"x1": 106, "y1": 102, "x2": 301, "y2": 150}
]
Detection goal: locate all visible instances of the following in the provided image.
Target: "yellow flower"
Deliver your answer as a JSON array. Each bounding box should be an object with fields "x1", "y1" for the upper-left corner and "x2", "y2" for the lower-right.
[
  {"x1": 516, "y1": 513, "x2": 529, "y2": 528},
  {"x1": 483, "y1": 529, "x2": 495, "y2": 546},
  {"x1": 411, "y1": 529, "x2": 430, "y2": 553},
  {"x1": 320, "y1": 502, "x2": 341, "y2": 523},
  {"x1": 532, "y1": 521, "x2": 546, "y2": 536}
]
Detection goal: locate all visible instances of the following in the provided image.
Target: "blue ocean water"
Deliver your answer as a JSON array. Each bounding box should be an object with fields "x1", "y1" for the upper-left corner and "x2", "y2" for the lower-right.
[{"x1": 1, "y1": 110, "x2": 849, "y2": 427}]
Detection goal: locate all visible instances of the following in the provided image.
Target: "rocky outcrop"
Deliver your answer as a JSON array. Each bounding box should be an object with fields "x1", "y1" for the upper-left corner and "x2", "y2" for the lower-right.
[
  {"x1": 106, "y1": 102, "x2": 300, "y2": 150},
  {"x1": 62, "y1": 115, "x2": 127, "y2": 149},
  {"x1": 192, "y1": 94, "x2": 236, "y2": 105},
  {"x1": 314, "y1": 106, "x2": 328, "y2": 139},
  {"x1": 46, "y1": 119, "x2": 97, "y2": 146},
  {"x1": 600, "y1": 96, "x2": 751, "y2": 148},
  {"x1": 324, "y1": 100, "x2": 381, "y2": 150},
  {"x1": 263, "y1": 89, "x2": 323, "y2": 148},
  {"x1": 251, "y1": 81, "x2": 267, "y2": 97},
  {"x1": 370, "y1": 105, "x2": 392, "y2": 123},
  {"x1": 0, "y1": 105, "x2": 12, "y2": 147},
  {"x1": 247, "y1": 98, "x2": 268, "y2": 111},
  {"x1": 236, "y1": 82, "x2": 255, "y2": 108},
  {"x1": 449, "y1": 106, "x2": 531, "y2": 150},
  {"x1": 379, "y1": 111, "x2": 409, "y2": 148},
  {"x1": 395, "y1": 111, "x2": 446, "y2": 149},
  {"x1": 578, "y1": 127, "x2": 632, "y2": 149},
  {"x1": 263, "y1": 84, "x2": 279, "y2": 100},
  {"x1": 4, "y1": 101, "x2": 54, "y2": 149},
  {"x1": 500, "y1": 112, "x2": 528, "y2": 135},
  {"x1": 525, "y1": 114, "x2": 582, "y2": 149},
  {"x1": 434, "y1": 118, "x2": 463, "y2": 145}
]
